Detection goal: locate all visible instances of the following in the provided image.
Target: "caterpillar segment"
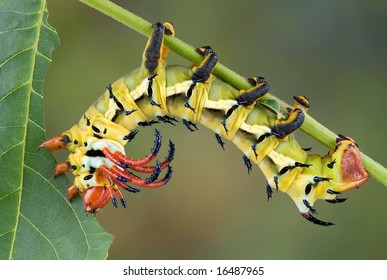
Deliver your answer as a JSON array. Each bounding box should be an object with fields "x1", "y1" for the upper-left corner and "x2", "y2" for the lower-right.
[{"x1": 41, "y1": 22, "x2": 368, "y2": 224}]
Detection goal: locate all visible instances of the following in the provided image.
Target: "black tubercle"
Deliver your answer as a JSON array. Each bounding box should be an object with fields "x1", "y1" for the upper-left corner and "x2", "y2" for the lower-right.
[
  {"x1": 183, "y1": 119, "x2": 198, "y2": 132},
  {"x1": 266, "y1": 182, "x2": 273, "y2": 201},
  {"x1": 302, "y1": 213, "x2": 335, "y2": 226},
  {"x1": 157, "y1": 115, "x2": 179, "y2": 125},
  {"x1": 150, "y1": 100, "x2": 162, "y2": 108},
  {"x1": 303, "y1": 199, "x2": 317, "y2": 214},
  {"x1": 327, "y1": 189, "x2": 341, "y2": 195},
  {"x1": 83, "y1": 115, "x2": 90, "y2": 126},
  {"x1": 123, "y1": 130, "x2": 139, "y2": 142},
  {"x1": 243, "y1": 155, "x2": 252, "y2": 174},
  {"x1": 184, "y1": 102, "x2": 196, "y2": 113},
  {"x1": 107, "y1": 83, "x2": 125, "y2": 111},
  {"x1": 274, "y1": 176, "x2": 279, "y2": 192},
  {"x1": 295, "y1": 162, "x2": 312, "y2": 168},
  {"x1": 251, "y1": 144, "x2": 258, "y2": 159},
  {"x1": 326, "y1": 197, "x2": 348, "y2": 204},
  {"x1": 280, "y1": 162, "x2": 311, "y2": 175},
  {"x1": 221, "y1": 120, "x2": 229, "y2": 135},
  {"x1": 138, "y1": 120, "x2": 159, "y2": 127},
  {"x1": 166, "y1": 140, "x2": 175, "y2": 162},
  {"x1": 125, "y1": 109, "x2": 137, "y2": 116},
  {"x1": 215, "y1": 133, "x2": 225, "y2": 150},
  {"x1": 327, "y1": 159, "x2": 336, "y2": 169},
  {"x1": 313, "y1": 176, "x2": 332, "y2": 183}
]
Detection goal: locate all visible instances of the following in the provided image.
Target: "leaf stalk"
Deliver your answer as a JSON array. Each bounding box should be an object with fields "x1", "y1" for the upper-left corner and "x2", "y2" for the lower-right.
[{"x1": 79, "y1": 0, "x2": 387, "y2": 186}]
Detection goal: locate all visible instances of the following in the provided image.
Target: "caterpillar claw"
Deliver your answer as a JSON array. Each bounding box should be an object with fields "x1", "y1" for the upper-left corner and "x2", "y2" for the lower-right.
[
  {"x1": 102, "y1": 130, "x2": 162, "y2": 167},
  {"x1": 183, "y1": 119, "x2": 198, "y2": 132},
  {"x1": 111, "y1": 197, "x2": 118, "y2": 208},
  {"x1": 123, "y1": 130, "x2": 139, "y2": 142},
  {"x1": 121, "y1": 197, "x2": 127, "y2": 208},
  {"x1": 145, "y1": 160, "x2": 161, "y2": 184}
]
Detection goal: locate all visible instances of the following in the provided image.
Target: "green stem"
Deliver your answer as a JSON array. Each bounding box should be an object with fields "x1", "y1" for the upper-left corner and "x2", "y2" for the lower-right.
[{"x1": 79, "y1": 0, "x2": 387, "y2": 186}]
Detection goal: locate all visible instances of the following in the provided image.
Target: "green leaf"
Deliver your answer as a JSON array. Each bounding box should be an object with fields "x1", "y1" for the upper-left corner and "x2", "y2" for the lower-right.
[{"x1": 0, "y1": 0, "x2": 113, "y2": 259}]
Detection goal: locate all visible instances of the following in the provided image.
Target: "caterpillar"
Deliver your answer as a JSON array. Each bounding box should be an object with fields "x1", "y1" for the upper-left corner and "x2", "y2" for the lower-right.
[{"x1": 41, "y1": 22, "x2": 368, "y2": 226}]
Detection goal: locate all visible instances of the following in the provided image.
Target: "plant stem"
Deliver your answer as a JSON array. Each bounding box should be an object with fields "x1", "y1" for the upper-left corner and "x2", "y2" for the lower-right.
[{"x1": 79, "y1": 0, "x2": 387, "y2": 186}]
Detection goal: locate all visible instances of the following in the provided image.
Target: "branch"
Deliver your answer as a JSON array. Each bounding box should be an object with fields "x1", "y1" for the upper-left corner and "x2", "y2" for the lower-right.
[{"x1": 79, "y1": 0, "x2": 387, "y2": 186}]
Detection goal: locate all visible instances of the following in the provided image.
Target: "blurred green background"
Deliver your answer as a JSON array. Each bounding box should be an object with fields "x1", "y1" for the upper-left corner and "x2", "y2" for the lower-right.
[{"x1": 45, "y1": 0, "x2": 387, "y2": 259}]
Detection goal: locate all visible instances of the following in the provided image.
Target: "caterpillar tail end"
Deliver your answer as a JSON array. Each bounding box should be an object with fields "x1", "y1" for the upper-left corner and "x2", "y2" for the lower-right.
[
  {"x1": 339, "y1": 139, "x2": 369, "y2": 190},
  {"x1": 290, "y1": 137, "x2": 368, "y2": 226}
]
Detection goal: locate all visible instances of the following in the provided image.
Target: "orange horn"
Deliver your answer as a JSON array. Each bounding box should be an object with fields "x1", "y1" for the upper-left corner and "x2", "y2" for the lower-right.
[
  {"x1": 39, "y1": 135, "x2": 70, "y2": 152},
  {"x1": 54, "y1": 161, "x2": 71, "y2": 177}
]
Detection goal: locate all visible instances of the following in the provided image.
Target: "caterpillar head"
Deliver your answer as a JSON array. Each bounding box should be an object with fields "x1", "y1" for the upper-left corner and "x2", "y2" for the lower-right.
[
  {"x1": 73, "y1": 170, "x2": 113, "y2": 214},
  {"x1": 82, "y1": 186, "x2": 112, "y2": 214},
  {"x1": 287, "y1": 136, "x2": 368, "y2": 226}
]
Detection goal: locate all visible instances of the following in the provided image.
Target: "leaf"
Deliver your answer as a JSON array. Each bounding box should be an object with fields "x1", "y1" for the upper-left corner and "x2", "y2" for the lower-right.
[{"x1": 0, "y1": 0, "x2": 113, "y2": 259}]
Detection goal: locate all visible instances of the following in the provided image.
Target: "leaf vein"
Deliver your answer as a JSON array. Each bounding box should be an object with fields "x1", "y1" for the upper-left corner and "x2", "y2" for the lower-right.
[
  {"x1": 23, "y1": 164, "x2": 92, "y2": 257},
  {"x1": 20, "y1": 213, "x2": 60, "y2": 259},
  {"x1": 0, "y1": 141, "x2": 23, "y2": 158},
  {"x1": 28, "y1": 118, "x2": 44, "y2": 131},
  {"x1": 0, "y1": 187, "x2": 21, "y2": 202},
  {"x1": 8, "y1": 1, "x2": 45, "y2": 260},
  {"x1": 0, "y1": 81, "x2": 30, "y2": 103},
  {"x1": 0, "y1": 24, "x2": 38, "y2": 36}
]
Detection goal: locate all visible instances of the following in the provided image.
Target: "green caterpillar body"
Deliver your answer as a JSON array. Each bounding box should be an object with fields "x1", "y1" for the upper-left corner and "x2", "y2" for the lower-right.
[{"x1": 41, "y1": 22, "x2": 368, "y2": 226}]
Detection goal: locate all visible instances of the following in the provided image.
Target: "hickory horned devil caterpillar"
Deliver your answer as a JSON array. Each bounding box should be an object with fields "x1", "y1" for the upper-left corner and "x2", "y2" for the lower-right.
[{"x1": 41, "y1": 22, "x2": 368, "y2": 226}]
